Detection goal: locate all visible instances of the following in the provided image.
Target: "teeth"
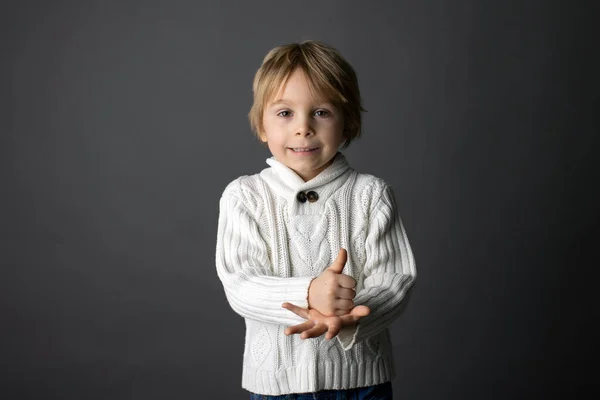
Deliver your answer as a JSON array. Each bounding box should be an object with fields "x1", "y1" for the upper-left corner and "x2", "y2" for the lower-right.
[{"x1": 292, "y1": 147, "x2": 317, "y2": 152}]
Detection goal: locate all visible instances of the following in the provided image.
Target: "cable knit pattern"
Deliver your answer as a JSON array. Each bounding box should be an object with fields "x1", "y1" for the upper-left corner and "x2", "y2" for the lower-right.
[{"x1": 215, "y1": 153, "x2": 416, "y2": 395}]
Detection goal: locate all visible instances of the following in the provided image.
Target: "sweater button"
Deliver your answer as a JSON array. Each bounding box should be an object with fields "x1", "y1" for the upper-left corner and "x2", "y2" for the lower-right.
[
  {"x1": 296, "y1": 191, "x2": 307, "y2": 203},
  {"x1": 306, "y1": 191, "x2": 319, "y2": 203}
]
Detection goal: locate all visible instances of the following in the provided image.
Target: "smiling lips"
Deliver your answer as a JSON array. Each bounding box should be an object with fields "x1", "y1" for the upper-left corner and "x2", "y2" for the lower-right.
[{"x1": 290, "y1": 147, "x2": 319, "y2": 153}]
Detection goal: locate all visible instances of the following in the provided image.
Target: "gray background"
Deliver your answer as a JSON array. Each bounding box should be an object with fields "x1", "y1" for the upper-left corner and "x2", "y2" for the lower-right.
[{"x1": 2, "y1": 0, "x2": 598, "y2": 398}]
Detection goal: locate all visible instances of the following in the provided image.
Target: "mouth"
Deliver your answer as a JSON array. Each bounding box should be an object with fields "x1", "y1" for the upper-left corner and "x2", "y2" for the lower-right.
[{"x1": 289, "y1": 147, "x2": 320, "y2": 153}]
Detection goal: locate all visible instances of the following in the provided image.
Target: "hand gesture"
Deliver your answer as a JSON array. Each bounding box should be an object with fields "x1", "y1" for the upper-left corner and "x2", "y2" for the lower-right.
[
  {"x1": 308, "y1": 248, "x2": 357, "y2": 316},
  {"x1": 282, "y1": 302, "x2": 370, "y2": 340}
]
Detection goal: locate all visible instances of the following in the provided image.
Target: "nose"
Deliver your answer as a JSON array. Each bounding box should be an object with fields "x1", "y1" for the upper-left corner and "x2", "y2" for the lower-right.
[{"x1": 294, "y1": 115, "x2": 314, "y2": 136}]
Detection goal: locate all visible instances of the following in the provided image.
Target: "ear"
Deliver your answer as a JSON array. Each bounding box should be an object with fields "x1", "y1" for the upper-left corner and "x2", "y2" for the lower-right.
[{"x1": 258, "y1": 132, "x2": 268, "y2": 143}]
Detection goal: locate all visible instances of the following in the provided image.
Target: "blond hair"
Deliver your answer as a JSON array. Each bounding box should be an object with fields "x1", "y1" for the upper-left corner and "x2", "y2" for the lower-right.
[{"x1": 248, "y1": 40, "x2": 365, "y2": 148}]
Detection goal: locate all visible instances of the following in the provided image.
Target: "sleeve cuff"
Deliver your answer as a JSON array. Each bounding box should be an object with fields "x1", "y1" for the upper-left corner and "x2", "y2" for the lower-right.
[
  {"x1": 336, "y1": 324, "x2": 360, "y2": 350},
  {"x1": 286, "y1": 276, "x2": 313, "y2": 309}
]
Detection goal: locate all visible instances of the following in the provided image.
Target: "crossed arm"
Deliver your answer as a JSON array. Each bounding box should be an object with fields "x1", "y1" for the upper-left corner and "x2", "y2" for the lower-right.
[
  {"x1": 282, "y1": 186, "x2": 416, "y2": 346},
  {"x1": 282, "y1": 248, "x2": 371, "y2": 340},
  {"x1": 217, "y1": 184, "x2": 415, "y2": 346}
]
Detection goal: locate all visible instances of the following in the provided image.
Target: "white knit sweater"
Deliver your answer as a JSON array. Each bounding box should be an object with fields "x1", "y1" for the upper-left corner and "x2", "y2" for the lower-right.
[{"x1": 215, "y1": 153, "x2": 416, "y2": 395}]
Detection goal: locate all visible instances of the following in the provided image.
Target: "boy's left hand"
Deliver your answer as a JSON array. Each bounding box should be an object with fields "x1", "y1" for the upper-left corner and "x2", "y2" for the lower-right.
[{"x1": 281, "y1": 302, "x2": 370, "y2": 340}]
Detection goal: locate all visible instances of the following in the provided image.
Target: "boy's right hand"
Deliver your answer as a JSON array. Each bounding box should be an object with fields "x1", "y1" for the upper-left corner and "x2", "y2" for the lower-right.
[{"x1": 308, "y1": 248, "x2": 357, "y2": 317}]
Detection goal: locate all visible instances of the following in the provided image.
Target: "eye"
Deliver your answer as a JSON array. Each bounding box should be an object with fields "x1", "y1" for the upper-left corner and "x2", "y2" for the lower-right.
[
  {"x1": 314, "y1": 109, "x2": 330, "y2": 117},
  {"x1": 277, "y1": 110, "x2": 292, "y2": 117}
]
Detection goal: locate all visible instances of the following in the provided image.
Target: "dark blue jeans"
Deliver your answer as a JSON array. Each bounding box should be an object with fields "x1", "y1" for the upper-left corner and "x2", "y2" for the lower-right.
[{"x1": 249, "y1": 381, "x2": 393, "y2": 399}]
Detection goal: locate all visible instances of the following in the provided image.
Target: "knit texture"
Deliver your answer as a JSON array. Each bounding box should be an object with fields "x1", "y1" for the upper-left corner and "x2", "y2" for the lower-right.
[{"x1": 215, "y1": 153, "x2": 416, "y2": 395}]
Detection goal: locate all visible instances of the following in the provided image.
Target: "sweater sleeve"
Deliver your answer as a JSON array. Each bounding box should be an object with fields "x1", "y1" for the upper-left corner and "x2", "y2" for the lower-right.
[
  {"x1": 337, "y1": 185, "x2": 417, "y2": 350},
  {"x1": 215, "y1": 188, "x2": 311, "y2": 326}
]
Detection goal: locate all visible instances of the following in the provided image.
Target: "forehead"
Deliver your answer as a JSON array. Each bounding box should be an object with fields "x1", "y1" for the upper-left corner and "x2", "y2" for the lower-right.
[{"x1": 267, "y1": 68, "x2": 332, "y2": 105}]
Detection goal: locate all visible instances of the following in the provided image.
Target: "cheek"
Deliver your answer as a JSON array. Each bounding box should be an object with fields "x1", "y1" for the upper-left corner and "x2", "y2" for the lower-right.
[
  {"x1": 264, "y1": 132, "x2": 285, "y2": 149},
  {"x1": 263, "y1": 115, "x2": 286, "y2": 132},
  {"x1": 266, "y1": 140, "x2": 286, "y2": 157},
  {"x1": 328, "y1": 120, "x2": 345, "y2": 139},
  {"x1": 324, "y1": 115, "x2": 344, "y2": 131}
]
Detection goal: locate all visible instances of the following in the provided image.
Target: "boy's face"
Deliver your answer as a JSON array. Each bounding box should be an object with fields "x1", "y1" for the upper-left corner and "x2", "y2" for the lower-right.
[{"x1": 260, "y1": 68, "x2": 345, "y2": 182}]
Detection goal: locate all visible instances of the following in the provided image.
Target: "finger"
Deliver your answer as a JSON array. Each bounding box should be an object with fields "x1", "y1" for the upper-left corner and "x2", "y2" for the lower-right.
[
  {"x1": 339, "y1": 314, "x2": 360, "y2": 326},
  {"x1": 327, "y1": 248, "x2": 347, "y2": 274},
  {"x1": 338, "y1": 274, "x2": 357, "y2": 289},
  {"x1": 335, "y1": 287, "x2": 356, "y2": 300},
  {"x1": 300, "y1": 324, "x2": 328, "y2": 339},
  {"x1": 351, "y1": 305, "x2": 370, "y2": 318},
  {"x1": 334, "y1": 309, "x2": 350, "y2": 316},
  {"x1": 282, "y1": 302, "x2": 309, "y2": 319},
  {"x1": 334, "y1": 298, "x2": 354, "y2": 311},
  {"x1": 285, "y1": 320, "x2": 315, "y2": 336},
  {"x1": 339, "y1": 305, "x2": 371, "y2": 325},
  {"x1": 325, "y1": 321, "x2": 342, "y2": 340}
]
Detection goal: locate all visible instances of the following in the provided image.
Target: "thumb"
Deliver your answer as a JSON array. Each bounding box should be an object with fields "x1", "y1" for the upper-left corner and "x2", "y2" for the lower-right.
[
  {"x1": 327, "y1": 248, "x2": 347, "y2": 274},
  {"x1": 350, "y1": 305, "x2": 370, "y2": 318},
  {"x1": 340, "y1": 305, "x2": 371, "y2": 326}
]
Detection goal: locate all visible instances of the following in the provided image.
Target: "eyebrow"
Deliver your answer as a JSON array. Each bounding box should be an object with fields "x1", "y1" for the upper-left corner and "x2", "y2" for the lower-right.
[
  {"x1": 268, "y1": 99, "x2": 334, "y2": 108},
  {"x1": 269, "y1": 100, "x2": 291, "y2": 107}
]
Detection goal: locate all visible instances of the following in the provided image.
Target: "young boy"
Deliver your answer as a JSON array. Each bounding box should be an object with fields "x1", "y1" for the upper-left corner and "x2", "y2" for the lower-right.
[{"x1": 215, "y1": 40, "x2": 416, "y2": 399}]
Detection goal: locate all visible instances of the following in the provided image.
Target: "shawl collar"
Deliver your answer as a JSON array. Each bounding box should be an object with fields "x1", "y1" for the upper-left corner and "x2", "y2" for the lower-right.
[{"x1": 259, "y1": 152, "x2": 353, "y2": 207}]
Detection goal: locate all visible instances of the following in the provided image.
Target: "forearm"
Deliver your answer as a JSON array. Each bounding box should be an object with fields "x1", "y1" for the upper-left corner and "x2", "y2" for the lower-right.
[
  {"x1": 337, "y1": 271, "x2": 415, "y2": 349},
  {"x1": 217, "y1": 266, "x2": 312, "y2": 325},
  {"x1": 337, "y1": 184, "x2": 417, "y2": 349},
  {"x1": 216, "y1": 190, "x2": 310, "y2": 326}
]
